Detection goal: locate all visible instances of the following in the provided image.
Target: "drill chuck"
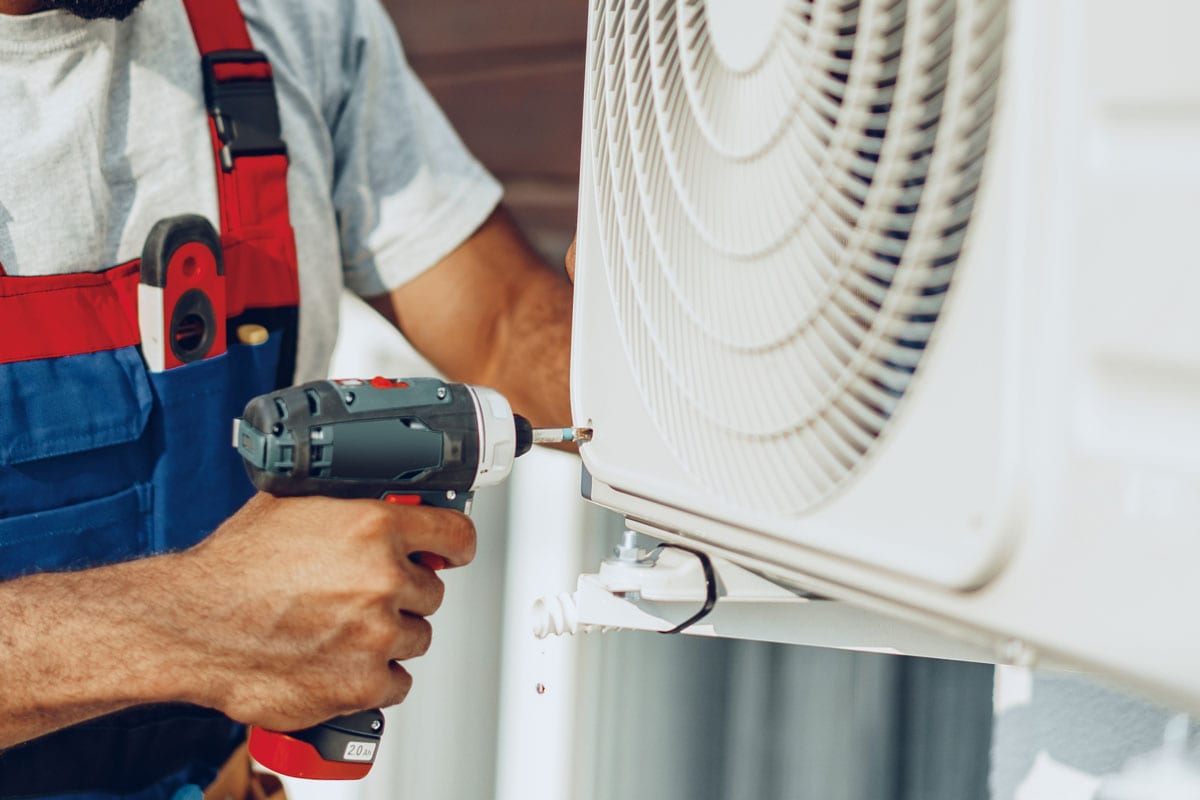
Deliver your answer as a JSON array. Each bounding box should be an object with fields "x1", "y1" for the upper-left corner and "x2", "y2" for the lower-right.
[{"x1": 469, "y1": 384, "x2": 526, "y2": 490}]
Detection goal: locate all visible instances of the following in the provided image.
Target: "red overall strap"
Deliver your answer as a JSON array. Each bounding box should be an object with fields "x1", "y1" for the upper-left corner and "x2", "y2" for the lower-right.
[
  {"x1": 181, "y1": 0, "x2": 299, "y2": 312},
  {"x1": 180, "y1": 0, "x2": 254, "y2": 55}
]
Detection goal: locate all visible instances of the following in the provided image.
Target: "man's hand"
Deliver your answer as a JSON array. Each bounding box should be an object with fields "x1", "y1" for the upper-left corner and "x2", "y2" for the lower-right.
[
  {"x1": 0, "y1": 493, "x2": 475, "y2": 747},
  {"x1": 175, "y1": 493, "x2": 475, "y2": 731}
]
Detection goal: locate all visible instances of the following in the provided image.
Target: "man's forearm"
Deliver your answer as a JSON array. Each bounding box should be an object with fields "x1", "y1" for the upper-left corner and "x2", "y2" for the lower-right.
[
  {"x1": 0, "y1": 491, "x2": 480, "y2": 750},
  {"x1": 481, "y1": 261, "x2": 573, "y2": 427},
  {"x1": 367, "y1": 209, "x2": 575, "y2": 427},
  {"x1": 0, "y1": 553, "x2": 194, "y2": 749}
]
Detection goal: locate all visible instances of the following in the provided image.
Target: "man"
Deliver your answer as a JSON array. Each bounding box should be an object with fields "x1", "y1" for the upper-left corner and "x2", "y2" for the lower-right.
[{"x1": 0, "y1": 0, "x2": 574, "y2": 796}]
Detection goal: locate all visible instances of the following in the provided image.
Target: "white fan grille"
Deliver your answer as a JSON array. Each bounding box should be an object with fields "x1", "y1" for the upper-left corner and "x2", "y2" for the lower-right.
[{"x1": 586, "y1": 0, "x2": 1008, "y2": 514}]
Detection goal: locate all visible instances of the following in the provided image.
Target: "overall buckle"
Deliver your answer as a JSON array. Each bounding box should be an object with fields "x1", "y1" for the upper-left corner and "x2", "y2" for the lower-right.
[{"x1": 201, "y1": 50, "x2": 287, "y2": 172}]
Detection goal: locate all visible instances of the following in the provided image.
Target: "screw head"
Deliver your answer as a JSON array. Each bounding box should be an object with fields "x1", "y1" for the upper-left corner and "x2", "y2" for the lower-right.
[
  {"x1": 437, "y1": 387, "x2": 448, "y2": 399},
  {"x1": 344, "y1": 391, "x2": 355, "y2": 405},
  {"x1": 271, "y1": 423, "x2": 284, "y2": 436},
  {"x1": 446, "y1": 490, "x2": 457, "y2": 501},
  {"x1": 370, "y1": 719, "x2": 382, "y2": 731},
  {"x1": 998, "y1": 638, "x2": 1037, "y2": 667}
]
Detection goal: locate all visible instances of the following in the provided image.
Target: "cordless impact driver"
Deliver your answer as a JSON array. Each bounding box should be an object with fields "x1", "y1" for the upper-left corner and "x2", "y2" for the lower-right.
[{"x1": 233, "y1": 376, "x2": 588, "y2": 780}]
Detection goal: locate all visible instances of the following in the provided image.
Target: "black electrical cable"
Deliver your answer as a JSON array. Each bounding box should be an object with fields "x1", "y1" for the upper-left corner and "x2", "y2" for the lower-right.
[{"x1": 652, "y1": 544, "x2": 718, "y2": 635}]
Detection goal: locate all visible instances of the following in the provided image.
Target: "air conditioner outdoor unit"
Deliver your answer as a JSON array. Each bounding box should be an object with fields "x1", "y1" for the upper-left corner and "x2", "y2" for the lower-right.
[{"x1": 568, "y1": 0, "x2": 1200, "y2": 710}]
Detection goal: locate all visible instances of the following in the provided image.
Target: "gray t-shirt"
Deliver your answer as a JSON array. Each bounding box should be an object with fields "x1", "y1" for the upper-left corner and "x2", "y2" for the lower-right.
[{"x1": 0, "y1": 0, "x2": 502, "y2": 382}]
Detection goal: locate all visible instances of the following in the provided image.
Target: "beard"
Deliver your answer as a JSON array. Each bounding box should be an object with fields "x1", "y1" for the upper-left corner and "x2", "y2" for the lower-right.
[{"x1": 40, "y1": 0, "x2": 145, "y2": 20}]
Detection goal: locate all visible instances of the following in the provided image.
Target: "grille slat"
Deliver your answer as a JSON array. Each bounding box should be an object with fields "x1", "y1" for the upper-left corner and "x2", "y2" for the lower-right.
[{"x1": 587, "y1": 0, "x2": 1007, "y2": 512}]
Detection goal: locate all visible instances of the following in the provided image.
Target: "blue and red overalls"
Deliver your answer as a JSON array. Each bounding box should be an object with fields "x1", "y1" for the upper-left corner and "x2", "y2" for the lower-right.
[{"x1": 0, "y1": 0, "x2": 300, "y2": 795}]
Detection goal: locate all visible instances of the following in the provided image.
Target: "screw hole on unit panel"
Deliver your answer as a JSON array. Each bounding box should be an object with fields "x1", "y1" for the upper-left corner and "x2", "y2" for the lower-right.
[{"x1": 181, "y1": 255, "x2": 198, "y2": 278}]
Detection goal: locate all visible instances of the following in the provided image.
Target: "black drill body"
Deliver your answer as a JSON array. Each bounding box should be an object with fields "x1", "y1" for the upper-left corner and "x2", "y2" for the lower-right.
[{"x1": 236, "y1": 377, "x2": 528, "y2": 510}]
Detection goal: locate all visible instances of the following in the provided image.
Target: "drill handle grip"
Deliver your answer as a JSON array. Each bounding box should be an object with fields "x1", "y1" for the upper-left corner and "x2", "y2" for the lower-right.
[{"x1": 246, "y1": 493, "x2": 450, "y2": 780}]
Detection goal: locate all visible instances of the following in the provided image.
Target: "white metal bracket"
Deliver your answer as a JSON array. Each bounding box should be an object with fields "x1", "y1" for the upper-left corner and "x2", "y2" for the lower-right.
[{"x1": 533, "y1": 534, "x2": 1006, "y2": 664}]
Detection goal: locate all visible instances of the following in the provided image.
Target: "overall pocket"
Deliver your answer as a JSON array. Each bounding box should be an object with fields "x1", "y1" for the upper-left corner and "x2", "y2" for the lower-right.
[
  {"x1": 0, "y1": 346, "x2": 155, "y2": 580},
  {"x1": 0, "y1": 484, "x2": 153, "y2": 580},
  {"x1": 147, "y1": 330, "x2": 284, "y2": 552}
]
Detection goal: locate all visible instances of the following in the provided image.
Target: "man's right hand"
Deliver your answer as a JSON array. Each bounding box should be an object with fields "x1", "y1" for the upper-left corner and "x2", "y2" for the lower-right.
[{"x1": 171, "y1": 492, "x2": 476, "y2": 732}]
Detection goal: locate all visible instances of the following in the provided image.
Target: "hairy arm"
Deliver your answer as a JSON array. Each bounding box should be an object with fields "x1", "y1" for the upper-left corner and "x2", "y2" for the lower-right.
[
  {"x1": 0, "y1": 494, "x2": 475, "y2": 749},
  {"x1": 365, "y1": 209, "x2": 573, "y2": 427},
  {"x1": 0, "y1": 553, "x2": 193, "y2": 748}
]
